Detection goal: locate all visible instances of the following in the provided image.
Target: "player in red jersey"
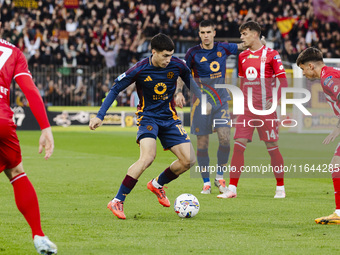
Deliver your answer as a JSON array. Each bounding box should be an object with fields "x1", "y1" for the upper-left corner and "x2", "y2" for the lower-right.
[
  {"x1": 218, "y1": 21, "x2": 288, "y2": 199},
  {"x1": 297, "y1": 47, "x2": 340, "y2": 224},
  {"x1": 0, "y1": 23, "x2": 57, "y2": 254}
]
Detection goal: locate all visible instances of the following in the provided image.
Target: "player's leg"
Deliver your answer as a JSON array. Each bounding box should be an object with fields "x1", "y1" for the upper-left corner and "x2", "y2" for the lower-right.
[
  {"x1": 0, "y1": 119, "x2": 57, "y2": 254},
  {"x1": 258, "y1": 115, "x2": 285, "y2": 198},
  {"x1": 196, "y1": 135, "x2": 211, "y2": 194},
  {"x1": 4, "y1": 164, "x2": 57, "y2": 254},
  {"x1": 315, "y1": 150, "x2": 340, "y2": 224},
  {"x1": 265, "y1": 141, "x2": 285, "y2": 198},
  {"x1": 147, "y1": 120, "x2": 192, "y2": 207},
  {"x1": 108, "y1": 137, "x2": 157, "y2": 219},
  {"x1": 217, "y1": 138, "x2": 247, "y2": 198},
  {"x1": 218, "y1": 115, "x2": 253, "y2": 199},
  {"x1": 214, "y1": 126, "x2": 231, "y2": 194},
  {"x1": 191, "y1": 101, "x2": 213, "y2": 193}
]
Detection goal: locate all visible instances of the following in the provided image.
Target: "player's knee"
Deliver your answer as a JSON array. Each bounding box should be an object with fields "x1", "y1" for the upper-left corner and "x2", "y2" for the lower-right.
[
  {"x1": 182, "y1": 155, "x2": 196, "y2": 170},
  {"x1": 139, "y1": 155, "x2": 155, "y2": 169},
  {"x1": 4, "y1": 163, "x2": 24, "y2": 180}
]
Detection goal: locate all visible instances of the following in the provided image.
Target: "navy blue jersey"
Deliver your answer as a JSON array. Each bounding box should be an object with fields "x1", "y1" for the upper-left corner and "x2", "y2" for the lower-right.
[
  {"x1": 185, "y1": 42, "x2": 238, "y2": 105},
  {"x1": 97, "y1": 56, "x2": 202, "y2": 120}
]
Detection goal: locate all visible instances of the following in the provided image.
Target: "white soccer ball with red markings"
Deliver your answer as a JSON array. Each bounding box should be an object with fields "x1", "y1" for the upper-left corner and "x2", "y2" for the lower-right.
[{"x1": 174, "y1": 193, "x2": 200, "y2": 218}]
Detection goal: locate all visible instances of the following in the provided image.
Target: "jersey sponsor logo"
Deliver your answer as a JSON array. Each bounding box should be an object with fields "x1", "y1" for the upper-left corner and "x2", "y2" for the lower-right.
[
  {"x1": 274, "y1": 55, "x2": 281, "y2": 60},
  {"x1": 154, "y1": 83, "x2": 167, "y2": 94},
  {"x1": 144, "y1": 76, "x2": 152, "y2": 82},
  {"x1": 323, "y1": 76, "x2": 333, "y2": 86},
  {"x1": 217, "y1": 51, "x2": 222, "y2": 57},
  {"x1": 200, "y1": 56, "x2": 207, "y2": 62},
  {"x1": 248, "y1": 54, "x2": 259, "y2": 59},
  {"x1": 210, "y1": 61, "x2": 220, "y2": 72},
  {"x1": 245, "y1": 67, "x2": 258, "y2": 81},
  {"x1": 167, "y1": 72, "x2": 174, "y2": 79},
  {"x1": 117, "y1": 72, "x2": 126, "y2": 81}
]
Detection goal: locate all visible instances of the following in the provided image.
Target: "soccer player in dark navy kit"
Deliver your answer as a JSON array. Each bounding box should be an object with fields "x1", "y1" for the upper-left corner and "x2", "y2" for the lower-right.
[
  {"x1": 175, "y1": 20, "x2": 246, "y2": 195},
  {"x1": 89, "y1": 33, "x2": 210, "y2": 219}
]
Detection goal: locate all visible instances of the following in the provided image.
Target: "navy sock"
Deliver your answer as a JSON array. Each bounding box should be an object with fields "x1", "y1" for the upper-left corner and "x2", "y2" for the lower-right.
[
  {"x1": 217, "y1": 145, "x2": 230, "y2": 176},
  {"x1": 115, "y1": 175, "x2": 138, "y2": 202},
  {"x1": 197, "y1": 148, "x2": 210, "y2": 183},
  {"x1": 157, "y1": 167, "x2": 178, "y2": 186}
]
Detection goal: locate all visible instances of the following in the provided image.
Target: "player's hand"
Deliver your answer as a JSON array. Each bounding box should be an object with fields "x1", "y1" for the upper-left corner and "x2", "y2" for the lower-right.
[
  {"x1": 323, "y1": 127, "x2": 340, "y2": 144},
  {"x1": 89, "y1": 117, "x2": 103, "y2": 130},
  {"x1": 265, "y1": 99, "x2": 272, "y2": 110},
  {"x1": 261, "y1": 36, "x2": 266, "y2": 46},
  {"x1": 39, "y1": 127, "x2": 54, "y2": 160},
  {"x1": 175, "y1": 92, "x2": 186, "y2": 108}
]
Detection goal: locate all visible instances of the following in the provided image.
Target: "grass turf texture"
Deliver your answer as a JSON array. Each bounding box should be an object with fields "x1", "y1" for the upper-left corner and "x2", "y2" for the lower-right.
[{"x1": 0, "y1": 127, "x2": 339, "y2": 254}]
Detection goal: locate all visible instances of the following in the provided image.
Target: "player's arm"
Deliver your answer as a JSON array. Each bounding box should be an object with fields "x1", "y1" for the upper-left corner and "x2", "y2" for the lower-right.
[
  {"x1": 175, "y1": 77, "x2": 185, "y2": 108},
  {"x1": 15, "y1": 75, "x2": 54, "y2": 159},
  {"x1": 180, "y1": 64, "x2": 211, "y2": 114},
  {"x1": 89, "y1": 72, "x2": 135, "y2": 130}
]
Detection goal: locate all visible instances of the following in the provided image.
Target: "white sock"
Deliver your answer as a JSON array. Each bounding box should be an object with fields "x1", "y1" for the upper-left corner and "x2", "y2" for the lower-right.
[
  {"x1": 215, "y1": 173, "x2": 224, "y2": 180},
  {"x1": 113, "y1": 198, "x2": 121, "y2": 202},
  {"x1": 335, "y1": 209, "x2": 340, "y2": 217},
  {"x1": 228, "y1": 184, "x2": 237, "y2": 193},
  {"x1": 276, "y1": 186, "x2": 285, "y2": 191},
  {"x1": 152, "y1": 178, "x2": 162, "y2": 189},
  {"x1": 203, "y1": 181, "x2": 211, "y2": 186}
]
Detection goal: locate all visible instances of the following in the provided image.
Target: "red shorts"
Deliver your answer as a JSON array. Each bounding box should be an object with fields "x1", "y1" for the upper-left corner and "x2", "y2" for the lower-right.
[
  {"x1": 233, "y1": 112, "x2": 279, "y2": 142},
  {"x1": 0, "y1": 118, "x2": 22, "y2": 173}
]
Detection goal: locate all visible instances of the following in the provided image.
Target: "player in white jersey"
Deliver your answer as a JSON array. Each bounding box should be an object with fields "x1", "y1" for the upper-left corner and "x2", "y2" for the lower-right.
[{"x1": 218, "y1": 21, "x2": 288, "y2": 199}]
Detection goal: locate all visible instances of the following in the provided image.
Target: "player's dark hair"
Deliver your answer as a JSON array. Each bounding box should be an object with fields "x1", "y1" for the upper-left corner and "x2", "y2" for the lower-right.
[
  {"x1": 150, "y1": 33, "x2": 175, "y2": 52},
  {"x1": 296, "y1": 47, "x2": 324, "y2": 66},
  {"x1": 199, "y1": 20, "x2": 215, "y2": 29},
  {"x1": 239, "y1": 21, "x2": 261, "y2": 36}
]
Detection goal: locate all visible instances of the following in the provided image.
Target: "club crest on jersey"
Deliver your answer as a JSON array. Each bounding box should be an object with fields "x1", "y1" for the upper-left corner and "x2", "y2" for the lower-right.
[
  {"x1": 217, "y1": 51, "x2": 222, "y2": 57},
  {"x1": 147, "y1": 125, "x2": 153, "y2": 131},
  {"x1": 167, "y1": 72, "x2": 174, "y2": 79},
  {"x1": 261, "y1": 57, "x2": 266, "y2": 63},
  {"x1": 245, "y1": 67, "x2": 258, "y2": 81},
  {"x1": 117, "y1": 72, "x2": 126, "y2": 81}
]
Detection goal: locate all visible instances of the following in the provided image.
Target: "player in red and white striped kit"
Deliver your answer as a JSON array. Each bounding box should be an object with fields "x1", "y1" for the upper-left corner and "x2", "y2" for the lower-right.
[
  {"x1": 0, "y1": 25, "x2": 57, "y2": 253},
  {"x1": 297, "y1": 47, "x2": 340, "y2": 224},
  {"x1": 218, "y1": 21, "x2": 288, "y2": 199}
]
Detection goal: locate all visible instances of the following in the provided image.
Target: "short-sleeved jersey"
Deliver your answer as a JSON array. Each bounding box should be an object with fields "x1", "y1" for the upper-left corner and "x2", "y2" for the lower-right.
[
  {"x1": 238, "y1": 46, "x2": 286, "y2": 111},
  {"x1": 185, "y1": 42, "x2": 238, "y2": 104},
  {"x1": 97, "y1": 56, "x2": 201, "y2": 120},
  {"x1": 320, "y1": 66, "x2": 340, "y2": 117},
  {"x1": 0, "y1": 39, "x2": 31, "y2": 119}
]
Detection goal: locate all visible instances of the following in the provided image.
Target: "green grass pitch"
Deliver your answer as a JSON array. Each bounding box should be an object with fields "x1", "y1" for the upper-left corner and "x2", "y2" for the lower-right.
[{"x1": 0, "y1": 127, "x2": 339, "y2": 254}]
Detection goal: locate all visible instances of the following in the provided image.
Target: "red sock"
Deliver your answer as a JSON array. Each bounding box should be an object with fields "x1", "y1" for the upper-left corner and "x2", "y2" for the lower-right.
[
  {"x1": 332, "y1": 169, "x2": 340, "y2": 210},
  {"x1": 10, "y1": 173, "x2": 44, "y2": 238},
  {"x1": 229, "y1": 142, "x2": 246, "y2": 187},
  {"x1": 267, "y1": 146, "x2": 284, "y2": 186}
]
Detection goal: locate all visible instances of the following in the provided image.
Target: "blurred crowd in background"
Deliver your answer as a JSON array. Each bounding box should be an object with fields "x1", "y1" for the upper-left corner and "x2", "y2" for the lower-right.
[{"x1": 1, "y1": 0, "x2": 340, "y2": 106}]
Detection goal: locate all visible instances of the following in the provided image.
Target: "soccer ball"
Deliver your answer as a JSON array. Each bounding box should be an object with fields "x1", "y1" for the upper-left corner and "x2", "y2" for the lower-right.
[{"x1": 174, "y1": 193, "x2": 200, "y2": 218}]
